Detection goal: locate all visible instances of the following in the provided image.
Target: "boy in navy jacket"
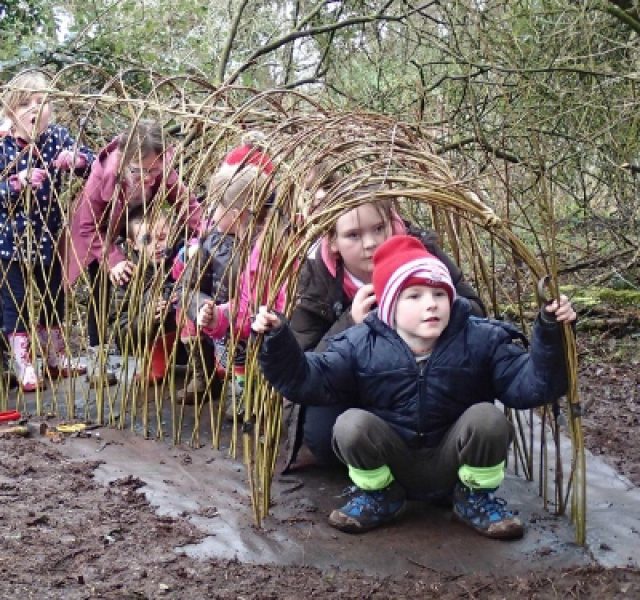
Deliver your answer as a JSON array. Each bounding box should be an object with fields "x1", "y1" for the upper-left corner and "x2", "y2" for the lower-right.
[{"x1": 253, "y1": 235, "x2": 576, "y2": 539}]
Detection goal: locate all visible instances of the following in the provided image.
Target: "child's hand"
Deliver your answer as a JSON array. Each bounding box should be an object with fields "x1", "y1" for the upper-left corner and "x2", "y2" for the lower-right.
[
  {"x1": 187, "y1": 243, "x2": 200, "y2": 260},
  {"x1": 251, "y1": 306, "x2": 281, "y2": 334},
  {"x1": 351, "y1": 284, "x2": 377, "y2": 324},
  {"x1": 53, "y1": 150, "x2": 86, "y2": 171},
  {"x1": 16, "y1": 168, "x2": 48, "y2": 190},
  {"x1": 544, "y1": 295, "x2": 577, "y2": 323},
  {"x1": 109, "y1": 260, "x2": 135, "y2": 286},
  {"x1": 197, "y1": 300, "x2": 217, "y2": 328},
  {"x1": 153, "y1": 298, "x2": 171, "y2": 323}
]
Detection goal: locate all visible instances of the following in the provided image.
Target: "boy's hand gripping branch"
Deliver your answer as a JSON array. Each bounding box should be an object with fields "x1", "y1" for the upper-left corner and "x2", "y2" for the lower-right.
[
  {"x1": 537, "y1": 276, "x2": 576, "y2": 324},
  {"x1": 251, "y1": 306, "x2": 282, "y2": 334},
  {"x1": 543, "y1": 295, "x2": 576, "y2": 324}
]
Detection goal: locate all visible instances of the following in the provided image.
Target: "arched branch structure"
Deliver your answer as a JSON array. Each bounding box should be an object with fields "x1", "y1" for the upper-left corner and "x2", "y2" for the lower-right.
[{"x1": 0, "y1": 65, "x2": 584, "y2": 544}]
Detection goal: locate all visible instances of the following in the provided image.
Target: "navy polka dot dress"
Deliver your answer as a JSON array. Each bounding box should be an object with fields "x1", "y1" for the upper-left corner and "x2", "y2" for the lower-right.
[{"x1": 0, "y1": 124, "x2": 94, "y2": 264}]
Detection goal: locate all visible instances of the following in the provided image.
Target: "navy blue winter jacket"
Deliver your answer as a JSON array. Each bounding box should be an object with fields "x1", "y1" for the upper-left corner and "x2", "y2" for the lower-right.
[{"x1": 258, "y1": 298, "x2": 569, "y2": 448}]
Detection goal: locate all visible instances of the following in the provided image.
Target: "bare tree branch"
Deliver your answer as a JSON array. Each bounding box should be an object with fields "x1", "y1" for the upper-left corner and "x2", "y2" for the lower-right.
[
  {"x1": 621, "y1": 162, "x2": 640, "y2": 174},
  {"x1": 603, "y1": 0, "x2": 640, "y2": 32},
  {"x1": 283, "y1": 73, "x2": 326, "y2": 90},
  {"x1": 217, "y1": 0, "x2": 251, "y2": 84},
  {"x1": 283, "y1": 0, "x2": 302, "y2": 86},
  {"x1": 223, "y1": 0, "x2": 419, "y2": 85},
  {"x1": 436, "y1": 135, "x2": 527, "y2": 168}
]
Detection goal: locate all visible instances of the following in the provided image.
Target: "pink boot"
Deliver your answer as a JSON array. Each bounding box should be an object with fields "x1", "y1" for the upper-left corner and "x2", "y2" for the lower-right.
[
  {"x1": 8, "y1": 332, "x2": 45, "y2": 392},
  {"x1": 37, "y1": 326, "x2": 87, "y2": 378}
]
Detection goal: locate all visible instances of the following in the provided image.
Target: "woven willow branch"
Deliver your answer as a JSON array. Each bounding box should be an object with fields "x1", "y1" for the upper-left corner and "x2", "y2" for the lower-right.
[{"x1": 0, "y1": 65, "x2": 584, "y2": 543}]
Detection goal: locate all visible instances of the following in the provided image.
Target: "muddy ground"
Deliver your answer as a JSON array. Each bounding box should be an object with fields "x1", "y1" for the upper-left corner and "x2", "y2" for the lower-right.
[
  {"x1": 1, "y1": 329, "x2": 639, "y2": 598},
  {"x1": 578, "y1": 334, "x2": 640, "y2": 486}
]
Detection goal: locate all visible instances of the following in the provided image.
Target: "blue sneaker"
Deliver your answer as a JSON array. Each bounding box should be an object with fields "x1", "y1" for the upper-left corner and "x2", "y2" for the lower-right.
[
  {"x1": 328, "y1": 481, "x2": 406, "y2": 533},
  {"x1": 453, "y1": 483, "x2": 524, "y2": 539}
]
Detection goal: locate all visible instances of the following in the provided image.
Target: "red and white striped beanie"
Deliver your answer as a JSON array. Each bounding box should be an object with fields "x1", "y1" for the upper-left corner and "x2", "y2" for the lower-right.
[
  {"x1": 218, "y1": 132, "x2": 274, "y2": 176},
  {"x1": 373, "y1": 235, "x2": 456, "y2": 326}
]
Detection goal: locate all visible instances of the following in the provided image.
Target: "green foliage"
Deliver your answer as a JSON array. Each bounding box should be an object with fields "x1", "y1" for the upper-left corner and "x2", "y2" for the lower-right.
[
  {"x1": 561, "y1": 285, "x2": 640, "y2": 309},
  {"x1": 1, "y1": 0, "x2": 638, "y2": 283},
  {"x1": 0, "y1": 0, "x2": 56, "y2": 68}
]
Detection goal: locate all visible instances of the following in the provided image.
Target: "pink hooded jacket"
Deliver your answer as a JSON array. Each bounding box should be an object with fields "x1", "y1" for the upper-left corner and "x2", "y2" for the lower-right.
[{"x1": 64, "y1": 138, "x2": 202, "y2": 286}]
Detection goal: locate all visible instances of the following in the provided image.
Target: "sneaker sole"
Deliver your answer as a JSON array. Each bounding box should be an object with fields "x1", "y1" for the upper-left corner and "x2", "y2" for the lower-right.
[
  {"x1": 328, "y1": 501, "x2": 407, "y2": 534},
  {"x1": 452, "y1": 508, "x2": 524, "y2": 540}
]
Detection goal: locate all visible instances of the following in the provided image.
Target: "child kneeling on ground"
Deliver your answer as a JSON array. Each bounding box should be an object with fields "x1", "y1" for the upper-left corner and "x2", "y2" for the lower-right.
[
  {"x1": 252, "y1": 234, "x2": 577, "y2": 539},
  {"x1": 113, "y1": 207, "x2": 181, "y2": 382}
]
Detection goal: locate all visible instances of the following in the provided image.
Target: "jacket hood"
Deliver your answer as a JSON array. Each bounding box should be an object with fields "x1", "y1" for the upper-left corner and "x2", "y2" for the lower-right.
[{"x1": 92, "y1": 137, "x2": 123, "y2": 202}]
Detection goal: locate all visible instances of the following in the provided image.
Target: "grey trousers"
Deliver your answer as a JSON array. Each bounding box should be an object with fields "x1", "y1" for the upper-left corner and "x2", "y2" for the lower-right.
[{"x1": 331, "y1": 403, "x2": 513, "y2": 496}]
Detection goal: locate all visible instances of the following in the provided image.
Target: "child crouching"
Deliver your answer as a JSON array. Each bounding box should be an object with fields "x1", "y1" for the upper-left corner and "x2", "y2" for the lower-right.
[
  {"x1": 196, "y1": 199, "x2": 289, "y2": 420},
  {"x1": 176, "y1": 166, "x2": 267, "y2": 406},
  {"x1": 113, "y1": 208, "x2": 180, "y2": 383},
  {"x1": 252, "y1": 235, "x2": 577, "y2": 539}
]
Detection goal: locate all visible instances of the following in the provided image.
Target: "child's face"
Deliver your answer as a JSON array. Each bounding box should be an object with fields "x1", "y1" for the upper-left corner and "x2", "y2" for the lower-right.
[
  {"x1": 211, "y1": 202, "x2": 245, "y2": 235},
  {"x1": 307, "y1": 187, "x2": 327, "y2": 216},
  {"x1": 303, "y1": 171, "x2": 328, "y2": 216},
  {"x1": 131, "y1": 219, "x2": 170, "y2": 263},
  {"x1": 394, "y1": 285, "x2": 451, "y2": 353},
  {"x1": 10, "y1": 93, "x2": 51, "y2": 141},
  {"x1": 330, "y1": 203, "x2": 392, "y2": 283},
  {"x1": 125, "y1": 152, "x2": 165, "y2": 193}
]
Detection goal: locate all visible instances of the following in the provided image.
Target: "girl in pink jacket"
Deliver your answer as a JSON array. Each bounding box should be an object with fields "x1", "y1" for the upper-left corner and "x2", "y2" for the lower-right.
[{"x1": 65, "y1": 119, "x2": 201, "y2": 386}]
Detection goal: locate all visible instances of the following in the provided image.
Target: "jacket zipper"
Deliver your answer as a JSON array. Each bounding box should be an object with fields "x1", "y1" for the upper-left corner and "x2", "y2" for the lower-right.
[{"x1": 416, "y1": 357, "x2": 429, "y2": 442}]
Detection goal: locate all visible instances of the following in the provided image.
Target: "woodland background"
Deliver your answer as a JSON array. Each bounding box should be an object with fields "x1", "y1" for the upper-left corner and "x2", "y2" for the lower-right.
[{"x1": 2, "y1": 0, "x2": 639, "y2": 291}]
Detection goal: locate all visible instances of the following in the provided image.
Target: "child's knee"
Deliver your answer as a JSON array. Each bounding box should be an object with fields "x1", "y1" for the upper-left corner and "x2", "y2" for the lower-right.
[
  {"x1": 333, "y1": 408, "x2": 376, "y2": 447},
  {"x1": 465, "y1": 403, "x2": 512, "y2": 440},
  {"x1": 457, "y1": 404, "x2": 513, "y2": 466}
]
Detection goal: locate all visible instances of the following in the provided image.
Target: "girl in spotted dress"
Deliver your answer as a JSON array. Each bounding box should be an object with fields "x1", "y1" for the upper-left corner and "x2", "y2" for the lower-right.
[{"x1": 0, "y1": 70, "x2": 94, "y2": 391}]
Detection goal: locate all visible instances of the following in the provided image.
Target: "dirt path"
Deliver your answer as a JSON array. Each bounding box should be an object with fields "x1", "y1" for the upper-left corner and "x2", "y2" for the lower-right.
[
  {"x1": 1, "y1": 327, "x2": 638, "y2": 597},
  {"x1": 1, "y1": 435, "x2": 639, "y2": 599}
]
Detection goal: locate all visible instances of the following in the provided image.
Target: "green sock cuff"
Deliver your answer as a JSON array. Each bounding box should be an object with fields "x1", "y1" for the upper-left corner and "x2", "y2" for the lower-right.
[
  {"x1": 348, "y1": 464, "x2": 394, "y2": 491},
  {"x1": 458, "y1": 461, "x2": 505, "y2": 490}
]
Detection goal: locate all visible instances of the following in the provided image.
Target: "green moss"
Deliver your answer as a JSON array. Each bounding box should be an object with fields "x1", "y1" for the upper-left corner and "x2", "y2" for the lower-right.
[
  {"x1": 497, "y1": 286, "x2": 640, "y2": 318},
  {"x1": 560, "y1": 286, "x2": 640, "y2": 309}
]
